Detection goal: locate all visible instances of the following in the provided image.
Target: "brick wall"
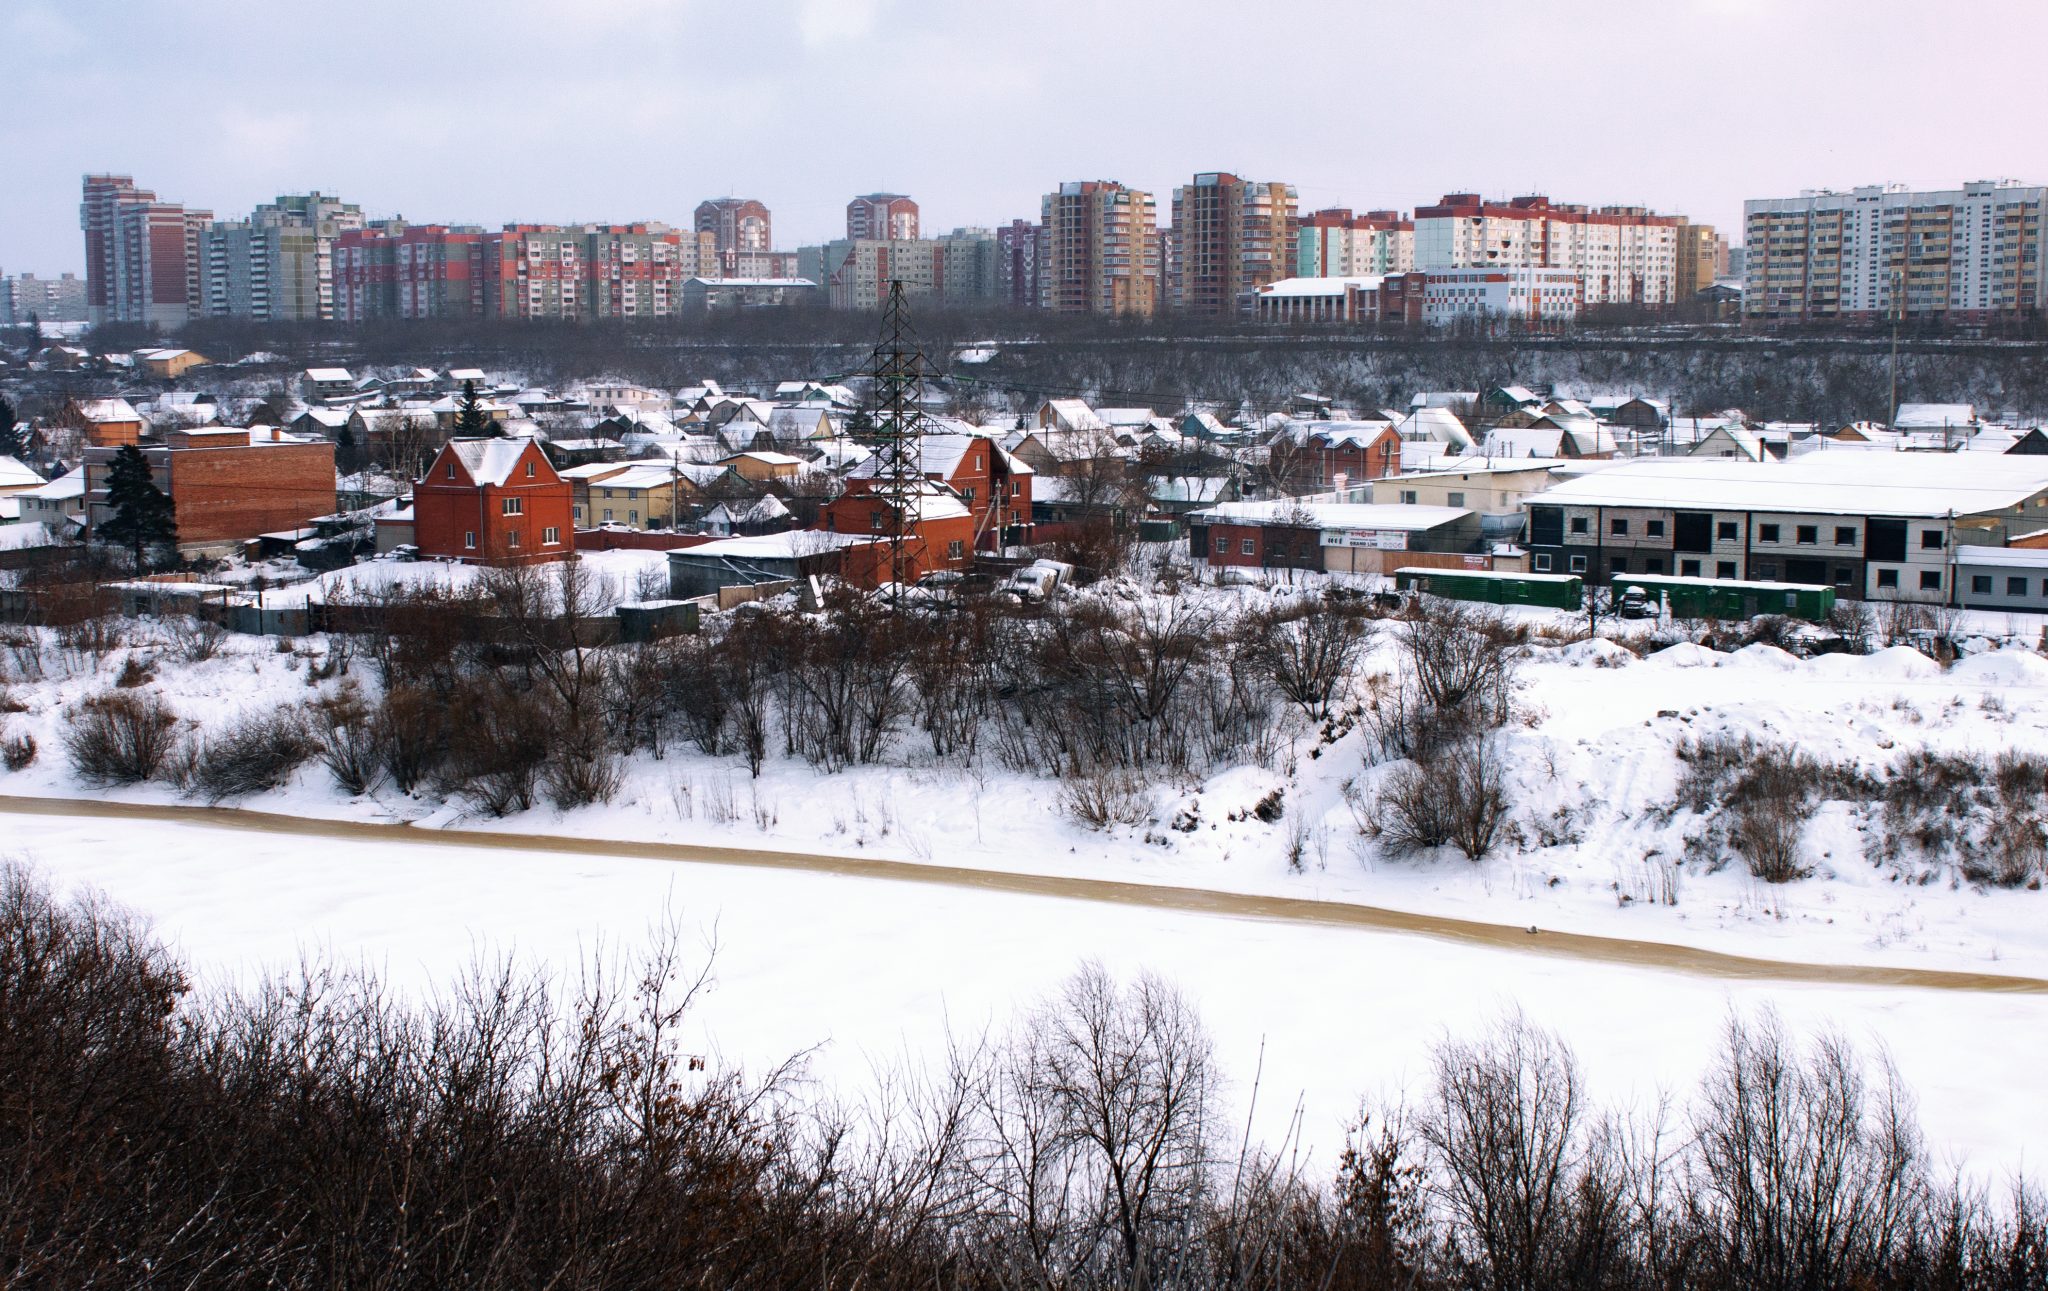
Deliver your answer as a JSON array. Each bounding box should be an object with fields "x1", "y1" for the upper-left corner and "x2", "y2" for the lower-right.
[{"x1": 165, "y1": 443, "x2": 337, "y2": 544}]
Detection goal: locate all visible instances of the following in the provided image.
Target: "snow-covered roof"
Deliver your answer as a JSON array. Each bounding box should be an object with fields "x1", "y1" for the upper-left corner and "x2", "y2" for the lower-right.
[
  {"x1": 1480, "y1": 428, "x2": 1564, "y2": 458},
  {"x1": 305, "y1": 367, "x2": 353, "y2": 382},
  {"x1": 1040, "y1": 399, "x2": 1106, "y2": 432},
  {"x1": 1096, "y1": 407, "x2": 1158, "y2": 427},
  {"x1": 0, "y1": 456, "x2": 45, "y2": 489},
  {"x1": 0, "y1": 522, "x2": 63, "y2": 551},
  {"x1": 1530, "y1": 455, "x2": 2048, "y2": 518},
  {"x1": 734, "y1": 450, "x2": 805, "y2": 466},
  {"x1": 1954, "y1": 545, "x2": 2048, "y2": 568},
  {"x1": 1277, "y1": 419, "x2": 1395, "y2": 447},
  {"x1": 589, "y1": 464, "x2": 687, "y2": 491},
  {"x1": 847, "y1": 432, "x2": 1032, "y2": 482},
  {"x1": 23, "y1": 466, "x2": 84, "y2": 500},
  {"x1": 75, "y1": 398, "x2": 140, "y2": 423},
  {"x1": 671, "y1": 531, "x2": 876, "y2": 560},
  {"x1": 1258, "y1": 275, "x2": 1383, "y2": 298},
  {"x1": 1195, "y1": 500, "x2": 1471, "y2": 530},
  {"x1": 1893, "y1": 403, "x2": 1977, "y2": 430},
  {"x1": 443, "y1": 438, "x2": 539, "y2": 487},
  {"x1": 1150, "y1": 477, "x2": 1234, "y2": 505},
  {"x1": 1398, "y1": 407, "x2": 1474, "y2": 448}
]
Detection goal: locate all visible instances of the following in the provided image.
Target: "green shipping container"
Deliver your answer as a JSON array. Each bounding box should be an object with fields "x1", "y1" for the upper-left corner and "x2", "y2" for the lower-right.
[
  {"x1": 1394, "y1": 567, "x2": 1585, "y2": 610},
  {"x1": 1611, "y1": 575, "x2": 1835, "y2": 622}
]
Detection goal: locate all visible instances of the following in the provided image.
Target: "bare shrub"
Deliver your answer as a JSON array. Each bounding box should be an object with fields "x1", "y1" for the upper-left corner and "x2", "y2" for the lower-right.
[
  {"x1": 1248, "y1": 596, "x2": 1375, "y2": 720},
  {"x1": 377, "y1": 684, "x2": 446, "y2": 794},
  {"x1": 188, "y1": 707, "x2": 317, "y2": 802},
  {"x1": 165, "y1": 615, "x2": 228, "y2": 663},
  {"x1": 55, "y1": 612, "x2": 126, "y2": 661},
  {"x1": 1373, "y1": 759, "x2": 1457, "y2": 853},
  {"x1": 3, "y1": 731, "x2": 35, "y2": 771},
  {"x1": 1060, "y1": 763, "x2": 1150, "y2": 830},
  {"x1": 309, "y1": 686, "x2": 386, "y2": 796},
  {"x1": 1398, "y1": 598, "x2": 1518, "y2": 726},
  {"x1": 1827, "y1": 600, "x2": 1877, "y2": 654},
  {"x1": 113, "y1": 653, "x2": 156, "y2": 688},
  {"x1": 543, "y1": 718, "x2": 623, "y2": 811},
  {"x1": 1986, "y1": 751, "x2": 2048, "y2": 886},
  {"x1": 439, "y1": 681, "x2": 551, "y2": 816},
  {"x1": 1447, "y1": 736, "x2": 1512, "y2": 861},
  {"x1": 63, "y1": 691, "x2": 181, "y2": 786}
]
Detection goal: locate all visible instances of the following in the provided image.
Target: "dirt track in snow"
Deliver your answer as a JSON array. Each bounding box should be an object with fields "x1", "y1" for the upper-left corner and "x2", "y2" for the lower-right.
[{"x1": 4, "y1": 794, "x2": 2041, "y2": 995}]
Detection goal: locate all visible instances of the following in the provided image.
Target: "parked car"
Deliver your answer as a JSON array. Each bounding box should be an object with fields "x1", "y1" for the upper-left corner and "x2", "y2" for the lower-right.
[{"x1": 1001, "y1": 559, "x2": 1074, "y2": 604}]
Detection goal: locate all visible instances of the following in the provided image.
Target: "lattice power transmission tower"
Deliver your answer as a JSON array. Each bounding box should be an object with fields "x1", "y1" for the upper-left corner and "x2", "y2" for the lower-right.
[{"x1": 867, "y1": 280, "x2": 928, "y2": 593}]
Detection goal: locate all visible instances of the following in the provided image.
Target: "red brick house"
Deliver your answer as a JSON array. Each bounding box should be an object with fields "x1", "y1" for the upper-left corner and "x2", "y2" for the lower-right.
[
  {"x1": 817, "y1": 479, "x2": 976, "y2": 586},
  {"x1": 414, "y1": 438, "x2": 573, "y2": 565},
  {"x1": 1269, "y1": 421, "x2": 1402, "y2": 493},
  {"x1": 845, "y1": 430, "x2": 1033, "y2": 549}
]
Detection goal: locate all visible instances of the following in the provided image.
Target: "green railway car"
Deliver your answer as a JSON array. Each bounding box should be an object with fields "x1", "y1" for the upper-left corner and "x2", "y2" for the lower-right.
[
  {"x1": 1393, "y1": 566, "x2": 1585, "y2": 610},
  {"x1": 1613, "y1": 574, "x2": 1836, "y2": 622}
]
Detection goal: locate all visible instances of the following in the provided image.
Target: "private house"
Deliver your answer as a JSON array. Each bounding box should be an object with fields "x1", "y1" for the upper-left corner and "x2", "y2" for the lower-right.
[
  {"x1": 413, "y1": 438, "x2": 573, "y2": 565},
  {"x1": 1370, "y1": 459, "x2": 1566, "y2": 543},
  {"x1": 18, "y1": 467, "x2": 85, "y2": 530},
  {"x1": 562, "y1": 462, "x2": 693, "y2": 530},
  {"x1": 722, "y1": 451, "x2": 806, "y2": 483},
  {"x1": 69, "y1": 398, "x2": 145, "y2": 448},
  {"x1": 1036, "y1": 399, "x2": 1108, "y2": 434},
  {"x1": 137, "y1": 348, "x2": 208, "y2": 379},
  {"x1": 84, "y1": 428, "x2": 336, "y2": 558},
  {"x1": 1522, "y1": 455, "x2": 2048, "y2": 601},
  {"x1": 303, "y1": 367, "x2": 356, "y2": 401},
  {"x1": 817, "y1": 479, "x2": 976, "y2": 584},
  {"x1": 667, "y1": 530, "x2": 875, "y2": 599},
  {"x1": 845, "y1": 432, "x2": 1034, "y2": 548},
  {"x1": 1268, "y1": 420, "x2": 1403, "y2": 492},
  {"x1": 0, "y1": 456, "x2": 45, "y2": 497}
]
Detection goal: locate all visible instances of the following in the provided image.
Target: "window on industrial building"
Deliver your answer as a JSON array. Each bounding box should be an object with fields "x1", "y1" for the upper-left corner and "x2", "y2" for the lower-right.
[
  {"x1": 1877, "y1": 568, "x2": 1900, "y2": 588},
  {"x1": 1569, "y1": 516, "x2": 1588, "y2": 534},
  {"x1": 2008, "y1": 577, "x2": 2027, "y2": 596},
  {"x1": 1920, "y1": 570, "x2": 1941, "y2": 590},
  {"x1": 1448, "y1": 492, "x2": 1465, "y2": 507},
  {"x1": 1796, "y1": 525, "x2": 1818, "y2": 544},
  {"x1": 1835, "y1": 526, "x2": 1857, "y2": 545},
  {"x1": 464, "y1": 531, "x2": 476, "y2": 549},
  {"x1": 1241, "y1": 538, "x2": 1255, "y2": 555},
  {"x1": 1681, "y1": 559, "x2": 1701, "y2": 576},
  {"x1": 1645, "y1": 520, "x2": 1666, "y2": 537},
  {"x1": 1759, "y1": 523, "x2": 1781, "y2": 542},
  {"x1": 1717, "y1": 521, "x2": 1739, "y2": 541},
  {"x1": 1401, "y1": 490, "x2": 1418, "y2": 504},
  {"x1": 1973, "y1": 575, "x2": 1994, "y2": 594},
  {"x1": 1644, "y1": 558, "x2": 1665, "y2": 574},
  {"x1": 1533, "y1": 553, "x2": 1553, "y2": 572},
  {"x1": 1568, "y1": 554, "x2": 1587, "y2": 573},
  {"x1": 1610, "y1": 518, "x2": 1628, "y2": 536},
  {"x1": 1717, "y1": 561, "x2": 1737, "y2": 578},
  {"x1": 1609, "y1": 556, "x2": 1627, "y2": 574},
  {"x1": 1921, "y1": 530, "x2": 1945, "y2": 549}
]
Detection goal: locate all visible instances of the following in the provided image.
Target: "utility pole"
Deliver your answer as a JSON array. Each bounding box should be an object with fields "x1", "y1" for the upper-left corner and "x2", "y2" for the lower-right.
[
  {"x1": 1888, "y1": 265, "x2": 1903, "y2": 430},
  {"x1": 868, "y1": 280, "x2": 928, "y2": 597}
]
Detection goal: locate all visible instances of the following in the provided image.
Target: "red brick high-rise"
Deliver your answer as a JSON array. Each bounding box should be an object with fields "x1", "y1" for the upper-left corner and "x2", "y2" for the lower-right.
[{"x1": 846, "y1": 193, "x2": 919, "y2": 242}]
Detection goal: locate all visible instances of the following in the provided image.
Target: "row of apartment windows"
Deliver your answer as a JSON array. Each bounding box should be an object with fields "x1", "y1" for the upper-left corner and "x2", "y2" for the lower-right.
[{"x1": 1532, "y1": 549, "x2": 1947, "y2": 592}]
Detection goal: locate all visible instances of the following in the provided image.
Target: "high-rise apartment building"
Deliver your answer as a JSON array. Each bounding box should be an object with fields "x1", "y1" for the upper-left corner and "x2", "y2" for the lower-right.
[
  {"x1": 334, "y1": 222, "x2": 487, "y2": 322},
  {"x1": 1674, "y1": 219, "x2": 1726, "y2": 301},
  {"x1": 846, "y1": 193, "x2": 919, "y2": 242},
  {"x1": 1412, "y1": 194, "x2": 1681, "y2": 307},
  {"x1": 1298, "y1": 209, "x2": 1414, "y2": 277},
  {"x1": 694, "y1": 197, "x2": 772, "y2": 268},
  {"x1": 1168, "y1": 173, "x2": 1297, "y2": 316},
  {"x1": 994, "y1": 220, "x2": 1040, "y2": 308},
  {"x1": 202, "y1": 192, "x2": 365, "y2": 321},
  {"x1": 80, "y1": 174, "x2": 210, "y2": 327},
  {"x1": 1038, "y1": 181, "x2": 1159, "y2": 315},
  {"x1": 1742, "y1": 181, "x2": 2047, "y2": 324}
]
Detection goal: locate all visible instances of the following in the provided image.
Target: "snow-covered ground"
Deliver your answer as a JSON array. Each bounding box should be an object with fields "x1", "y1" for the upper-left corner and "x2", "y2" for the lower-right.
[
  {"x1": 4, "y1": 589, "x2": 2047, "y2": 1174},
  {"x1": 8, "y1": 809, "x2": 2043, "y2": 1178},
  {"x1": 4, "y1": 596, "x2": 2046, "y2": 978}
]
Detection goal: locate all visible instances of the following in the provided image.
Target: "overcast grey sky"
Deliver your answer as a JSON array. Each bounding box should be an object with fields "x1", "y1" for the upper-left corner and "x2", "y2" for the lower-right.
[{"x1": 5, "y1": 0, "x2": 2044, "y2": 274}]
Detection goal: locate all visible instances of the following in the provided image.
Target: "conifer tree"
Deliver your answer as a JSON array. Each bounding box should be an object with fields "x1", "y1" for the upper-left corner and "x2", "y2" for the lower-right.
[
  {"x1": 99, "y1": 445, "x2": 178, "y2": 571},
  {"x1": 454, "y1": 380, "x2": 499, "y2": 437}
]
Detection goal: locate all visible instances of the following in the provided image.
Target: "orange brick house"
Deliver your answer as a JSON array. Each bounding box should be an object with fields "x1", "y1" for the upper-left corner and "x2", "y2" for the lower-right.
[
  {"x1": 414, "y1": 438, "x2": 573, "y2": 565},
  {"x1": 84, "y1": 428, "x2": 336, "y2": 557},
  {"x1": 1268, "y1": 421, "x2": 1403, "y2": 492},
  {"x1": 816, "y1": 478, "x2": 976, "y2": 586},
  {"x1": 844, "y1": 430, "x2": 1033, "y2": 549}
]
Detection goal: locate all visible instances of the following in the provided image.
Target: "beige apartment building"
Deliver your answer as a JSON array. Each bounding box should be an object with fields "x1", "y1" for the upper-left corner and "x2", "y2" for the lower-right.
[
  {"x1": 1039, "y1": 181, "x2": 1159, "y2": 315},
  {"x1": 1675, "y1": 220, "x2": 1726, "y2": 299}
]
